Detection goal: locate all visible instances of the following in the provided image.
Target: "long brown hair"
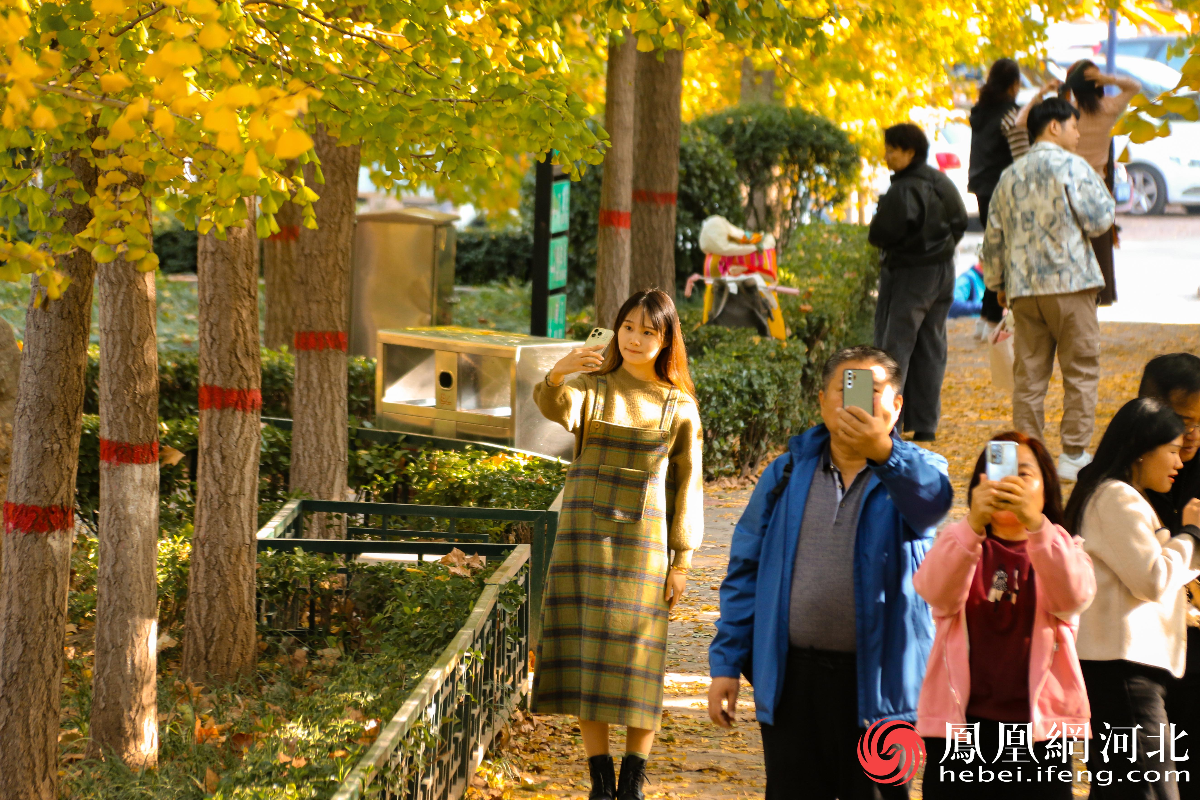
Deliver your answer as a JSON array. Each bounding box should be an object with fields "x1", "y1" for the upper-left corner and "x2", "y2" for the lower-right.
[
  {"x1": 966, "y1": 431, "x2": 1065, "y2": 528},
  {"x1": 596, "y1": 289, "x2": 696, "y2": 398}
]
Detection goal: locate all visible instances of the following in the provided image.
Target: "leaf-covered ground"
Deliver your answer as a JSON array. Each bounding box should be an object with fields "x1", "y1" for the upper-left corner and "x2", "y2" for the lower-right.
[{"x1": 469, "y1": 316, "x2": 1200, "y2": 800}]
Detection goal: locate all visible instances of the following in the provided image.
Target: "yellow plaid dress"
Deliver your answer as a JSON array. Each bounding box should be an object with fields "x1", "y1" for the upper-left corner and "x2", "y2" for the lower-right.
[{"x1": 532, "y1": 375, "x2": 680, "y2": 730}]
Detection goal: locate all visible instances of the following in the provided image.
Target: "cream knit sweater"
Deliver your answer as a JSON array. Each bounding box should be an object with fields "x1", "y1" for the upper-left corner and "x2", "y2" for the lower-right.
[{"x1": 1076, "y1": 480, "x2": 1200, "y2": 677}]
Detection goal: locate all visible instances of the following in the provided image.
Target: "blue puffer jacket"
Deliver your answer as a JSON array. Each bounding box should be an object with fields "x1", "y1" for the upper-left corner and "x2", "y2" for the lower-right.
[{"x1": 708, "y1": 425, "x2": 952, "y2": 726}]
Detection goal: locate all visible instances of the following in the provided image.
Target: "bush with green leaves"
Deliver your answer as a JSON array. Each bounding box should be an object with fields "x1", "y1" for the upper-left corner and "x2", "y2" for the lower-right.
[
  {"x1": 685, "y1": 223, "x2": 879, "y2": 478},
  {"x1": 83, "y1": 347, "x2": 376, "y2": 421},
  {"x1": 152, "y1": 215, "x2": 199, "y2": 275},
  {"x1": 694, "y1": 105, "x2": 860, "y2": 251}
]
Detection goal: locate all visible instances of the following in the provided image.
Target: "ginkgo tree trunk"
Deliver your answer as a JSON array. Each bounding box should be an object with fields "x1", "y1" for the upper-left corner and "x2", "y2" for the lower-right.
[
  {"x1": 0, "y1": 155, "x2": 97, "y2": 800},
  {"x1": 182, "y1": 203, "x2": 262, "y2": 682},
  {"x1": 90, "y1": 184, "x2": 160, "y2": 767},
  {"x1": 630, "y1": 47, "x2": 684, "y2": 298},
  {"x1": 263, "y1": 197, "x2": 301, "y2": 351},
  {"x1": 290, "y1": 127, "x2": 360, "y2": 539},
  {"x1": 594, "y1": 31, "x2": 637, "y2": 328}
]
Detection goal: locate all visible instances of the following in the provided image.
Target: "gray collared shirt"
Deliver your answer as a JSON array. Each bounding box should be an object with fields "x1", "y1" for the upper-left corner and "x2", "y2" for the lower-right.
[{"x1": 788, "y1": 448, "x2": 870, "y2": 652}]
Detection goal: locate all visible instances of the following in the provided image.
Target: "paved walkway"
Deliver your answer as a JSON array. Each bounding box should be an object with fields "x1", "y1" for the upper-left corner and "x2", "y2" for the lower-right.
[{"x1": 470, "y1": 314, "x2": 1200, "y2": 800}]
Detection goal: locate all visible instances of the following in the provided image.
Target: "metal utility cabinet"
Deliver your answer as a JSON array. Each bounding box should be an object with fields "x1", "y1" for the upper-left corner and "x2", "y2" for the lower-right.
[
  {"x1": 375, "y1": 327, "x2": 578, "y2": 460},
  {"x1": 348, "y1": 208, "x2": 458, "y2": 358}
]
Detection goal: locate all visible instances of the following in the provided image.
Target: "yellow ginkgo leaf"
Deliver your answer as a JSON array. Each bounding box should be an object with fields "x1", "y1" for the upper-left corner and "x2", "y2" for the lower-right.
[
  {"x1": 636, "y1": 33, "x2": 655, "y2": 52},
  {"x1": 163, "y1": 41, "x2": 203, "y2": 68},
  {"x1": 273, "y1": 127, "x2": 314, "y2": 159},
  {"x1": 108, "y1": 116, "x2": 137, "y2": 141},
  {"x1": 152, "y1": 107, "x2": 177, "y2": 138},
  {"x1": 91, "y1": 0, "x2": 126, "y2": 15},
  {"x1": 137, "y1": 252, "x2": 160, "y2": 273},
  {"x1": 198, "y1": 23, "x2": 229, "y2": 50},
  {"x1": 98, "y1": 73, "x2": 132, "y2": 93},
  {"x1": 31, "y1": 105, "x2": 56, "y2": 130},
  {"x1": 242, "y1": 148, "x2": 261, "y2": 178}
]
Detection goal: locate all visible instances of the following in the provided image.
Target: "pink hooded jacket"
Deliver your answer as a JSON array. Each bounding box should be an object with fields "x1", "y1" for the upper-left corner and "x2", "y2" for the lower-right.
[{"x1": 913, "y1": 518, "x2": 1096, "y2": 741}]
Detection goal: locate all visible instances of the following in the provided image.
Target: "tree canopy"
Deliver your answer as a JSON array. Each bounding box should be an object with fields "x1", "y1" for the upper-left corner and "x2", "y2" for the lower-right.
[{"x1": 0, "y1": 0, "x2": 609, "y2": 290}]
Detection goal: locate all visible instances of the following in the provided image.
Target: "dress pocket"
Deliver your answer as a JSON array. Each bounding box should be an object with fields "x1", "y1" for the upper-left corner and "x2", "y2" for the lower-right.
[{"x1": 592, "y1": 465, "x2": 650, "y2": 523}]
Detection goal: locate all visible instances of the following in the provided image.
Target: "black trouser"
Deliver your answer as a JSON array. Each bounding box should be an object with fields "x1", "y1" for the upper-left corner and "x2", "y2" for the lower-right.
[
  {"x1": 873, "y1": 260, "x2": 954, "y2": 435},
  {"x1": 1168, "y1": 628, "x2": 1200, "y2": 800},
  {"x1": 1082, "y1": 659, "x2": 1182, "y2": 800},
  {"x1": 759, "y1": 648, "x2": 909, "y2": 800},
  {"x1": 921, "y1": 716, "x2": 1073, "y2": 800},
  {"x1": 974, "y1": 192, "x2": 1004, "y2": 324}
]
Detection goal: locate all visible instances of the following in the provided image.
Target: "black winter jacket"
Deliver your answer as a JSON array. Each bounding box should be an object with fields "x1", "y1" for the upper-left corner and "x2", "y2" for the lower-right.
[
  {"x1": 967, "y1": 99, "x2": 1019, "y2": 197},
  {"x1": 868, "y1": 162, "x2": 968, "y2": 270}
]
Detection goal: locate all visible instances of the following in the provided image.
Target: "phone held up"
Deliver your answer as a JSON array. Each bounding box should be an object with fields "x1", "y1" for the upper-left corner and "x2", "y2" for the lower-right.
[
  {"x1": 842, "y1": 369, "x2": 874, "y2": 413},
  {"x1": 985, "y1": 440, "x2": 1019, "y2": 481},
  {"x1": 585, "y1": 327, "x2": 615, "y2": 351}
]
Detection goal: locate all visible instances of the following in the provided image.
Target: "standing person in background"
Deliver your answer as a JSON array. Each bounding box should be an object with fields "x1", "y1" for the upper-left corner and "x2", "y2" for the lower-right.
[
  {"x1": 1064, "y1": 60, "x2": 1142, "y2": 306},
  {"x1": 981, "y1": 99, "x2": 1116, "y2": 483},
  {"x1": 968, "y1": 59, "x2": 1022, "y2": 341},
  {"x1": 1067, "y1": 398, "x2": 1200, "y2": 800},
  {"x1": 1138, "y1": 354, "x2": 1200, "y2": 800},
  {"x1": 869, "y1": 124, "x2": 968, "y2": 442},
  {"x1": 531, "y1": 290, "x2": 704, "y2": 800},
  {"x1": 915, "y1": 432, "x2": 1094, "y2": 800}
]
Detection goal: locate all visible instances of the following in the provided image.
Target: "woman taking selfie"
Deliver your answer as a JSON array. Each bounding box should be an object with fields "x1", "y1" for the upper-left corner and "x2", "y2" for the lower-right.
[
  {"x1": 1069, "y1": 398, "x2": 1200, "y2": 799},
  {"x1": 531, "y1": 289, "x2": 704, "y2": 800},
  {"x1": 914, "y1": 432, "x2": 1095, "y2": 799}
]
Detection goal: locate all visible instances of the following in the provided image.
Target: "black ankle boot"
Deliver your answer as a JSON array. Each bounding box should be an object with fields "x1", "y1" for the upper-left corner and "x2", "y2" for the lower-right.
[
  {"x1": 587, "y1": 754, "x2": 616, "y2": 800},
  {"x1": 616, "y1": 754, "x2": 647, "y2": 800}
]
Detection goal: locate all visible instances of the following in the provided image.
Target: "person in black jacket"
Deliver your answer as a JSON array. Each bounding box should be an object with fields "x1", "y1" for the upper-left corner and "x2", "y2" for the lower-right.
[
  {"x1": 1140, "y1": 353, "x2": 1200, "y2": 800},
  {"x1": 968, "y1": 59, "x2": 1022, "y2": 337},
  {"x1": 868, "y1": 123, "x2": 968, "y2": 442}
]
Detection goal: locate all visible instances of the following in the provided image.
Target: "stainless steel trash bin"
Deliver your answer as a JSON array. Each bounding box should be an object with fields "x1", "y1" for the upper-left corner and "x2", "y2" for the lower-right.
[
  {"x1": 348, "y1": 208, "x2": 458, "y2": 357},
  {"x1": 375, "y1": 327, "x2": 578, "y2": 459}
]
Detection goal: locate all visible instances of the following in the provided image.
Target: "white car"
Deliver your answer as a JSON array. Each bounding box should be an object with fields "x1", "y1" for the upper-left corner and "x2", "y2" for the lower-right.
[{"x1": 1115, "y1": 119, "x2": 1200, "y2": 215}]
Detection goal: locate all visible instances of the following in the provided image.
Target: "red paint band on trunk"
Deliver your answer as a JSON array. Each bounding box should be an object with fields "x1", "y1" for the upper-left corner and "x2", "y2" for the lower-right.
[
  {"x1": 632, "y1": 190, "x2": 677, "y2": 206},
  {"x1": 99, "y1": 439, "x2": 160, "y2": 465},
  {"x1": 3, "y1": 502, "x2": 74, "y2": 534},
  {"x1": 294, "y1": 331, "x2": 348, "y2": 352},
  {"x1": 269, "y1": 225, "x2": 300, "y2": 242},
  {"x1": 598, "y1": 209, "x2": 632, "y2": 229},
  {"x1": 198, "y1": 385, "x2": 263, "y2": 412}
]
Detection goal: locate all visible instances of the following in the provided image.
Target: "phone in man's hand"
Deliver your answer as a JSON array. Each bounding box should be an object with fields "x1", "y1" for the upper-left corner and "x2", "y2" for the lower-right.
[{"x1": 842, "y1": 369, "x2": 874, "y2": 413}]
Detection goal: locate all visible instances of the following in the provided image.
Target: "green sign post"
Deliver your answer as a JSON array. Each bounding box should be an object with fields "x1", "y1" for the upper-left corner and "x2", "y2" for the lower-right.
[{"x1": 532, "y1": 155, "x2": 569, "y2": 338}]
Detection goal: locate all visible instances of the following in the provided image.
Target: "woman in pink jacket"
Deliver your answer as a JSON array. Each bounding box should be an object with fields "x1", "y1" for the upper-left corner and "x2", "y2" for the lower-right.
[{"x1": 914, "y1": 432, "x2": 1096, "y2": 799}]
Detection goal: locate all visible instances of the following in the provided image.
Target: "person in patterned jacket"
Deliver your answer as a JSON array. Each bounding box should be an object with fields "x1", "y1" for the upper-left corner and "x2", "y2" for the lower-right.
[{"x1": 981, "y1": 97, "x2": 1116, "y2": 485}]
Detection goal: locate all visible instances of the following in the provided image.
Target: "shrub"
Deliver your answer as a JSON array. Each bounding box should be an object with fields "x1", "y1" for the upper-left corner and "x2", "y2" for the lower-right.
[
  {"x1": 694, "y1": 105, "x2": 860, "y2": 250},
  {"x1": 685, "y1": 223, "x2": 880, "y2": 478},
  {"x1": 152, "y1": 216, "x2": 199, "y2": 274},
  {"x1": 83, "y1": 347, "x2": 376, "y2": 420},
  {"x1": 454, "y1": 227, "x2": 533, "y2": 286}
]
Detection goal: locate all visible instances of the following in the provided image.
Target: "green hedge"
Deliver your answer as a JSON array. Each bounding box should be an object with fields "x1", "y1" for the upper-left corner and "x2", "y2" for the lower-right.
[
  {"x1": 75, "y1": 415, "x2": 567, "y2": 532},
  {"x1": 685, "y1": 223, "x2": 879, "y2": 478},
  {"x1": 83, "y1": 347, "x2": 377, "y2": 420}
]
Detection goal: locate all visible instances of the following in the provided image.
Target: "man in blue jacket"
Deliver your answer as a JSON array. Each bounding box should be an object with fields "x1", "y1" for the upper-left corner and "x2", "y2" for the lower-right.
[{"x1": 708, "y1": 345, "x2": 952, "y2": 800}]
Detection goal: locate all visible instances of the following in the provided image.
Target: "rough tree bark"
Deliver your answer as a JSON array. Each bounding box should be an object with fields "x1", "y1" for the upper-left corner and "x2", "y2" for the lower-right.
[
  {"x1": 290, "y1": 126, "x2": 360, "y2": 538},
  {"x1": 0, "y1": 318, "x2": 21, "y2": 577},
  {"x1": 594, "y1": 31, "x2": 637, "y2": 328},
  {"x1": 0, "y1": 155, "x2": 97, "y2": 800},
  {"x1": 90, "y1": 186, "x2": 159, "y2": 767},
  {"x1": 629, "y1": 47, "x2": 684, "y2": 299},
  {"x1": 182, "y1": 203, "x2": 261, "y2": 683},
  {"x1": 262, "y1": 197, "x2": 300, "y2": 351}
]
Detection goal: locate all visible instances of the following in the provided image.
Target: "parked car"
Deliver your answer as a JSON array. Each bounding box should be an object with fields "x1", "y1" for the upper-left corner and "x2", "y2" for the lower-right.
[
  {"x1": 1105, "y1": 35, "x2": 1189, "y2": 73},
  {"x1": 1115, "y1": 118, "x2": 1200, "y2": 215}
]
